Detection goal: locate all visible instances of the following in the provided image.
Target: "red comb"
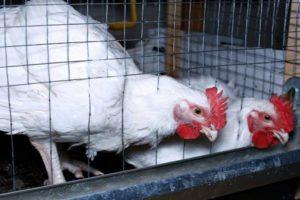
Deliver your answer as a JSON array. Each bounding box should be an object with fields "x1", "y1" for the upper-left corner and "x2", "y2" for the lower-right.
[
  {"x1": 205, "y1": 87, "x2": 228, "y2": 131},
  {"x1": 270, "y1": 94, "x2": 294, "y2": 133}
]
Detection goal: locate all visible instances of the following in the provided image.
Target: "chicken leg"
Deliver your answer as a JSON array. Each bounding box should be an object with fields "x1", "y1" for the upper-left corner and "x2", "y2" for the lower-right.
[
  {"x1": 58, "y1": 146, "x2": 103, "y2": 178},
  {"x1": 30, "y1": 139, "x2": 66, "y2": 184}
]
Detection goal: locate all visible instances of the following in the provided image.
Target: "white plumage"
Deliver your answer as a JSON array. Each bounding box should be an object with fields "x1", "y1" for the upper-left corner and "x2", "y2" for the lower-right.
[
  {"x1": 125, "y1": 26, "x2": 292, "y2": 169},
  {"x1": 0, "y1": 0, "x2": 136, "y2": 183},
  {"x1": 0, "y1": 0, "x2": 227, "y2": 184},
  {"x1": 210, "y1": 98, "x2": 275, "y2": 152},
  {"x1": 125, "y1": 77, "x2": 293, "y2": 168},
  {"x1": 125, "y1": 135, "x2": 210, "y2": 168},
  {"x1": 0, "y1": 0, "x2": 139, "y2": 144},
  {"x1": 125, "y1": 76, "x2": 235, "y2": 168}
]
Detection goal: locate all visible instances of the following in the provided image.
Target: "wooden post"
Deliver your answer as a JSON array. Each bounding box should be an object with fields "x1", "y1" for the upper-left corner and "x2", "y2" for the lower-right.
[
  {"x1": 181, "y1": 2, "x2": 204, "y2": 32},
  {"x1": 165, "y1": 1, "x2": 204, "y2": 77},
  {"x1": 285, "y1": 1, "x2": 300, "y2": 80},
  {"x1": 165, "y1": 0, "x2": 182, "y2": 77}
]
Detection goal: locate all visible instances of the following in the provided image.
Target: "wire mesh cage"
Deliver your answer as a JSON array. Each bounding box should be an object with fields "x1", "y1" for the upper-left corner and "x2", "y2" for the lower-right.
[{"x1": 0, "y1": 0, "x2": 299, "y2": 196}]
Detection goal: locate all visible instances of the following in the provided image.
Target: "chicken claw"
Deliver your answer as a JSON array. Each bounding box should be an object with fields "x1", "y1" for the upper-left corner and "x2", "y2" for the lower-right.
[
  {"x1": 59, "y1": 147, "x2": 103, "y2": 179},
  {"x1": 61, "y1": 159, "x2": 103, "y2": 178}
]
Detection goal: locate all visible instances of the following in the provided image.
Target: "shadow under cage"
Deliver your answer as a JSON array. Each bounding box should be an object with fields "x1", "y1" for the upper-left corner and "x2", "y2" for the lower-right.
[{"x1": 0, "y1": 0, "x2": 299, "y2": 199}]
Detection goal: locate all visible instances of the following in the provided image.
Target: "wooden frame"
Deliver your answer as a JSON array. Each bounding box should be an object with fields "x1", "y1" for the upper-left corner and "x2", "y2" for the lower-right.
[
  {"x1": 165, "y1": 1, "x2": 204, "y2": 77},
  {"x1": 165, "y1": 0, "x2": 182, "y2": 77},
  {"x1": 285, "y1": 1, "x2": 300, "y2": 80}
]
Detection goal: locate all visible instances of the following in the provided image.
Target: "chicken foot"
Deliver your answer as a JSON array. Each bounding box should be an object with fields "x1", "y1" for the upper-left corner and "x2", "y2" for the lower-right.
[{"x1": 59, "y1": 146, "x2": 103, "y2": 179}]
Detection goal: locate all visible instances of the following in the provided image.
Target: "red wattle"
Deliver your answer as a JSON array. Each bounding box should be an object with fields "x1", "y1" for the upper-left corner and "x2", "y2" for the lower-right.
[
  {"x1": 252, "y1": 131, "x2": 278, "y2": 149},
  {"x1": 177, "y1": 123, "x2": 201, "y2": 140}
]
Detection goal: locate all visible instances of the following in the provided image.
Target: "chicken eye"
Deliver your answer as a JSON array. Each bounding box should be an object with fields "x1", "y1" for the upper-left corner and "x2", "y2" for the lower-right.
[
  {"x1": 264, "y1": 115, "x2": 271, "y2": 121},
  {"x1": 194, "y1": 107, "x2": 202, "y2": 115}
]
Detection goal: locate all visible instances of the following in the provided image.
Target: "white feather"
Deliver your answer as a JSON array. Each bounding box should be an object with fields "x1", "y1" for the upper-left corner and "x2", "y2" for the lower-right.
[
  {"x1": 0, "y1": 0, "x2": 213, "y2": 161},
  {"x1": 125, "y1": 78, "x2": 278, "y2": 168},
  {"x1": 211, "y1": 97, "x2": 276, "y2": 152},
  {"x1": 125, "y1": 76, "x2": 234, "y2": 167}
]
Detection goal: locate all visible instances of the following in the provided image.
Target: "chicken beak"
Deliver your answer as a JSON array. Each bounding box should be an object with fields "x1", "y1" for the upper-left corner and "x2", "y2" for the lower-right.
[
  {"x1": 201, "y1": 125, "x2": 218, "y2": 142},
  {"x1": 273, "y1": 130, "x2": 289, "y2": 145}
]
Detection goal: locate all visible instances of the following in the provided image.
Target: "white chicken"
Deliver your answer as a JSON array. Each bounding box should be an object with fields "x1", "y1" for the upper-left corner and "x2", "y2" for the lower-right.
[
  {"x1": 211, "y1": 94, "x2": 294, "y2": 151},
  {"x1": 125, "y1": 77, "x2": 294, "y2": 168},
  {"x1": 125, "y1": 76, "x2": 235, "y2": 167},
  {"x1": 0, "y1": 0, "x2": 228, "y2": 184}
]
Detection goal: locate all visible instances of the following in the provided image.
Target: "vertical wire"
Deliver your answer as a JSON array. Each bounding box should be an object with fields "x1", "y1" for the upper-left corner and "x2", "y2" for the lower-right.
[
  {"x1": 183, "y1": 0, "x2": 192, "y2": 160},
  {"x1": 140, "y1": 0, "x2": 145, "y2": 72},
  {"x1": 25, "y1": 0, "x2": 29, "y2": 84},
  {"x1": 209, "y1": 1, "x2": 215, "y2": 76},
  {"x1": 211, "y1": 0, "x2": 217, "y2": 42},
  {"x1": 294, "y1": 2, "x2": 300, "y2": 78},
  {"x1": 230, "y1": 0, "x2": 236, "y2": 82},
  {"x1": 172, "y1": 0, "x2": 182, "y2": 160},
  {"x1": 275, "y1": 0, "x2": 282, "y2": 92},
  {"x1": 225, "y1": 1, "x2": 230, "y2": 82},
  {"x1": 258, "y1": 0, "x2": 263, "y2": 48},
  {"x1": 172, "y1": 0, "x2": 177, "y2": 73},
  {"x1": 156, "y1": 0, "x2": 161, "y2": 83},
  {"x1": 201, "y1": 0, "x2": 206, "y2": 75},
  {"x1": 282, "y1": 0, "x2": 290, "y2": 85},
  {"x1": 217, "y1": 0, "x2": 236, "y2": 155},
  {"x1": 224, "y1": 1, "x2": 230, "y2": 83},
  {"x1": 45, "y1": 0, "x2": 54, "y2": 183},
  {"x1": 251, "y1": 1, "x2": 260, "y2": 98},
  {"x1": 269, "y1": 0, "x2": 277, "y2": 95},
  {"x1": 3, "y1": 0, "x2": 16, "y2": 191},
  {"x1": 234, "y1": 1, "x2": 243, "y2": 87},
  {"x1": 262, "y1": 0, "x2": 271, "y2": 98},
  {"x1": 67, "y1": 0, "x2": 71, "y2": 80},
  {"x1": 187, "y1": 0, "x2": 192, "y2": 86},
  {"x1": 220, "y1": 1, "x2": 226, "y2": 36},
  {"x1": 237, "y1": 0, "x2": 251, "y2": 140},
  {"x1": 211, "y1": 0, "x2": 221, "y2": 153},
  {"x1": 112, "y1": 0, "x2": 116, "y2": 22},
  {"x1": 155, "y1": 0, "x2": 161, "y2": 166},
  {"x1": 282, "y1": 0, "x2": 290, "y2": 50},
  {"x1": 237, "y1": 1, "x2": 243, "y2": 41},
  {"x1": 276, "y1": 0, "x2": 282, "y2": 86},
  {"x1": 86, "y1": 0, "x2": 92, "y2": 178},
  {"x1": 216, "y1": 0, "x2": 221, "y2": 79},
  {"x1": 258, "y1": 0, "x2": 263, "y2": 98},
  {"x1": 105, "y1": 0, "x2": 108, "y2": 76},
  {"x1": 121, "y1": 0, "x2": 128, "y2": 171}
]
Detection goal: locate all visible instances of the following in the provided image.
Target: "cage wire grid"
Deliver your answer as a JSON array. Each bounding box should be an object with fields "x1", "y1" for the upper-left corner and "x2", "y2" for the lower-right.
[{"x1": 0, "y1": 0, "x2": 298, "y2": 193}]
